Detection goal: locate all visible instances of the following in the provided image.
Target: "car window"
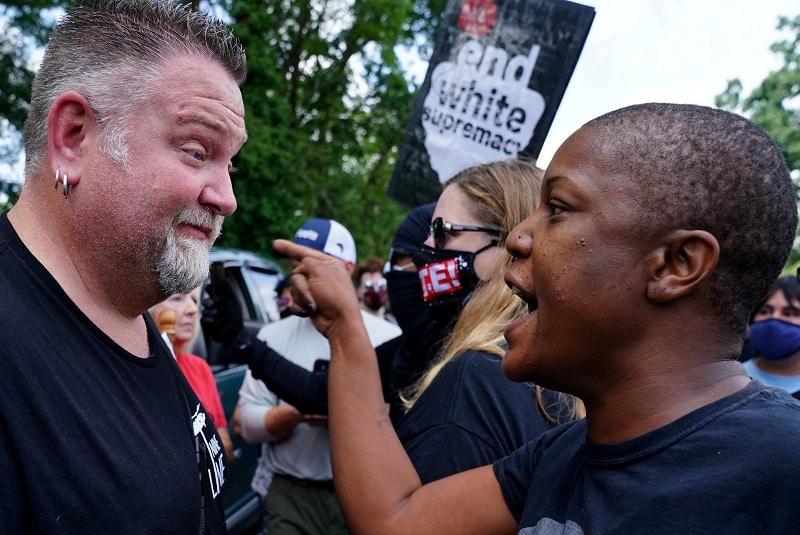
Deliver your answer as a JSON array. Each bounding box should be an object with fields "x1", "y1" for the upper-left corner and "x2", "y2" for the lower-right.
[{"x1": 247, "y1": 268, "x2": 282, "y2": 323}]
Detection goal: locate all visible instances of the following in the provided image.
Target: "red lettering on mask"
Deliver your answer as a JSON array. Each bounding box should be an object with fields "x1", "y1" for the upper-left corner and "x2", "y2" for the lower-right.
[{"x1": 418, "y1": 258, "x2": 463, "y2": 302}]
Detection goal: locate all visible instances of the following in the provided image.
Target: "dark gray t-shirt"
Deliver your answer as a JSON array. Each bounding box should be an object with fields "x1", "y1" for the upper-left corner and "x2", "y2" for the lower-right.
[
  {"x1": 397, "y1": 350, "x2": 564, "y2": 484},
  {"x1": 495, "y1": 380, "x2": 800, "y2": 534}
]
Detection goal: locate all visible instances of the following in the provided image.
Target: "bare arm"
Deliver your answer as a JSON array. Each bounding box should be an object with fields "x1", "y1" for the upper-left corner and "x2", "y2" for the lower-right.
[
  {"x1": 273, "y1": 239, "x2": 517, "y2": 535},
  {"x1": 231, "y1": 404, "x2": 243, "y2": 439},
  {"x1": 265, "y1": 404, "x2": 305, "y2": 440},
  {"x1": 217, "y1": 426, "x2": 235, "y2": 466}
]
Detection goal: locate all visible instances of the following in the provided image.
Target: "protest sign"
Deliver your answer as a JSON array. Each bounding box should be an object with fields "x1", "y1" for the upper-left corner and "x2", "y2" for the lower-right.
[{"x1": 389, "y1": 0, "x2": 595, "y2": 206}]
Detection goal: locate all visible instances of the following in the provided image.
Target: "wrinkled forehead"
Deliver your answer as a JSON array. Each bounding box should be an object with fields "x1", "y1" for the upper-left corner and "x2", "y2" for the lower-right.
[{"x1": 153, "y1": 55, "x2": 246, "y2": 131}]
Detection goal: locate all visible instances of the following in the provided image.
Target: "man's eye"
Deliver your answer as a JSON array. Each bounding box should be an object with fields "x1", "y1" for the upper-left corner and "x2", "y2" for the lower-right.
[{"x1": 192, "y1": 150, "x2": 206, "y2": 162}]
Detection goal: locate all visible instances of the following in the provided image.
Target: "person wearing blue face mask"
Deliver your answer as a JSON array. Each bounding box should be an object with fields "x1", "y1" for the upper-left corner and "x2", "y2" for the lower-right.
[
  {"x1": 273, "y1": 103, "x2": 800, "y2": 535},
  {"x1": 743, "y1": 275, "x2": 800, "y2": 399}
]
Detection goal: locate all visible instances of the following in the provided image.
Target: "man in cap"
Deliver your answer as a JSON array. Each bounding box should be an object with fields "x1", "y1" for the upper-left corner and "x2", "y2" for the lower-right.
[{"x1": 235, "y1": 218, "x2": 400, "y2": 534}]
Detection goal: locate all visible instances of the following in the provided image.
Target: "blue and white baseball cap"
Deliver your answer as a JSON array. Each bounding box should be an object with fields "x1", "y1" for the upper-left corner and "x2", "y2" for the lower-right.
[{"x1": 292, "y1": 218, "x2": 357, "y2": 264}]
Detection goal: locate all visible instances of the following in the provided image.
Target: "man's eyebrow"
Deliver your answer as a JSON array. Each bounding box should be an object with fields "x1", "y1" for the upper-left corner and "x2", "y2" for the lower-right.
[
  {"x1": 176, "y1": 113, "x2": 227, "y2": 132},
  {"x1": 176, "y1": 113, "x2": 247, "y2": 146}
]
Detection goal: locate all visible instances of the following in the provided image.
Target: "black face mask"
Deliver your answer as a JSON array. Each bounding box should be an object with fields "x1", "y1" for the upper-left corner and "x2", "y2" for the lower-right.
[
  {"x1": 363, "y1": 286, "x2": 388, "y2": 311},
  {"x1": 385, "y1": 269, "x2": 428, "y2": 335},
  {"x1": 412, "y1": 242, "x2": 496, "y2": 313}
]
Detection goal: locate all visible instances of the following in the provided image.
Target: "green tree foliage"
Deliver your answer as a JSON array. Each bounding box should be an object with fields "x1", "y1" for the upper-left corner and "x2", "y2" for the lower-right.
[
  {"x1": 219, "y1": 0, "x2": 446, "y2": 262},
  {"x1": 716, "y1": 15, "x2": 800, "y2": 178},
  {"x1": 716, "y1": 14, "x2": 800, "y2": 275},
  {"x1": 0, "y1": 1, "x2": 71, "y2": 196}
]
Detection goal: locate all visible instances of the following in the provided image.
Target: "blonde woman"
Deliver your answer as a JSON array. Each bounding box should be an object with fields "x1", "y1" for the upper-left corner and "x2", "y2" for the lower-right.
[
  {"x1": 397, "y1": 159, "x2": 584, "y2": 483},
  {"x1": 151, "y1": 288, "x2": 235, "y2": 465}
]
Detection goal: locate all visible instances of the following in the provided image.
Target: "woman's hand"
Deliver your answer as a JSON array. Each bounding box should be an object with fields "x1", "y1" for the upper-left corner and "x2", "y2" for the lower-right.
[{"x1": 272, "y1": 239, "x2": 363, "y2": 338}]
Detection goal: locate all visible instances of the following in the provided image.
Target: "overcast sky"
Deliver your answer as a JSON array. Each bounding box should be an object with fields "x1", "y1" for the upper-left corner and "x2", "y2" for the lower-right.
[{"x1": 536, "y1": 0, "x2": 798, "y2": 167}]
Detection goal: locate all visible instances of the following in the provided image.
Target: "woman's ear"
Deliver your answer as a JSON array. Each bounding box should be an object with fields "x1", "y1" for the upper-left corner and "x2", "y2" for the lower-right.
[{"x1": 646, "y1": 230, "x2": 719, "y2": 303}]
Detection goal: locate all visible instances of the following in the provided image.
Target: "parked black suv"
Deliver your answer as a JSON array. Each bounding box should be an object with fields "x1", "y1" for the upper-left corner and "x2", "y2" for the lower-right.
[{"x1": 195, "y1": 247, "x2": 284, "y2": 534}]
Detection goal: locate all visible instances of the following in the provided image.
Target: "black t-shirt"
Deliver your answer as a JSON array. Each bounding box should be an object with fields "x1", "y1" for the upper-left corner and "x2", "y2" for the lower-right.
[
  {"x1": 396, "y1": 350, "x2": 563, "y2": 484},
  {"x1": 0, "y1": 212, "x2": 227, "y2": 533},
  {"x1": 495, "y1": 380, "x2": 800, "y2": 534}
]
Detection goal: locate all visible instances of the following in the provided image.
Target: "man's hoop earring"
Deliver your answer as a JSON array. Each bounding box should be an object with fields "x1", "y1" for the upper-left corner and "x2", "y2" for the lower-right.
[
  {"x1": 62, "y1": 172, "x2": 69, "y2": 198},
  {"x1": 54, "y1": 167, "x2": 60, "y2": 191}
]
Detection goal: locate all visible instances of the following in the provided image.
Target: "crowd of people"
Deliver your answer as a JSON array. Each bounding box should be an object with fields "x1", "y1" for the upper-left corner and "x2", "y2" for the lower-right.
[
  {"x1": 1, "y1": 1, "x2": 799, "y2": 534},
  {"x1": 273, "y1": 102, "x2": 800, "y2": 534}
]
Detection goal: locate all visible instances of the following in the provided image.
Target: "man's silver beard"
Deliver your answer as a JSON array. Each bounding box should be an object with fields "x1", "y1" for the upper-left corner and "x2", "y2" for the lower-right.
[{"x1": 156, "y1": 210, "x2": 222, "y2": 295}]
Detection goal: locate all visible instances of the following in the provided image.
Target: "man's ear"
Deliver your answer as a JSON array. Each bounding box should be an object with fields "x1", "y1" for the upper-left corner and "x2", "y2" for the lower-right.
[
  {"x1": 645, "y1": 230, "x2": 719, "y2": 303},
  {"x1": 48, "y1": 91, "x2": 94, "y2": 183}
]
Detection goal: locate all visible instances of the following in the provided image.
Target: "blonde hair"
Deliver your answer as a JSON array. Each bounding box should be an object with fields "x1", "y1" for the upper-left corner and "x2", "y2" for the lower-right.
[
  {"x1": 150, "y1": 287, "x2": 202, "y2": 354},
  {"x1": 402, "y1": 159, "x2": 584, "y2": 421}
]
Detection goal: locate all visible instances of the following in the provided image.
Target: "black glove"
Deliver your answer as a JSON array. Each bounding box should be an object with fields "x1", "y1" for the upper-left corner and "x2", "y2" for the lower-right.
[{"x1": 200, "y1": 277, "x2": 245, "y2": 346}]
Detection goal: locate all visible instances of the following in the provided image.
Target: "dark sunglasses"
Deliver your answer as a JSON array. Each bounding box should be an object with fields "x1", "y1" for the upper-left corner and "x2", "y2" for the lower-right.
[{"x1": 429, "y1": 217, "x2": 501, "y2": 250}]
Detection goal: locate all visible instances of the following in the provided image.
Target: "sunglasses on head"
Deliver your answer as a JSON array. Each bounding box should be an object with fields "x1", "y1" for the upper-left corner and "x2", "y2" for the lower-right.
[{"x1": 429, "y1": 217, "x2": 501, "y2": 250}]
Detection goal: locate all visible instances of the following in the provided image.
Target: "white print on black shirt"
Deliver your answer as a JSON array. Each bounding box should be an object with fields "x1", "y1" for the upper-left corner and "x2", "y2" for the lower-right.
[
  {"x1": 522, "y1": 517, "x2": 583, "y2": 534},
  {"x1": 422, "y1": 39, "x2": 545, "y2": 183},
  {"x1": 192, "y1": 404, "x2": 225, "y2": 498}
]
